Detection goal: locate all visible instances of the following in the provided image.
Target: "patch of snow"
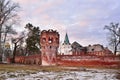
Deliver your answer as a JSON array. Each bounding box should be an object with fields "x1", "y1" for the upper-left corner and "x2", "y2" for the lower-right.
[{"x1": 1, "y1": 69, "x2": 119, "y2": 80}]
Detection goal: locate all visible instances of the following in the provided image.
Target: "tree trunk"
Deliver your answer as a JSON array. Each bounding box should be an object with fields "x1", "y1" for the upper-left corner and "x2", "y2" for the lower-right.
[
  {"x1": 114, "y1": 46, "x2": 117, "y2": 55},
  {"x1": 0, "y1": 24, "x2": 2, "y2": 61},
  {"x1": 12, "y1": 43, "x2": 17, "y2": 63},
  {"x1": 0, "y1": 31, "x2": 1, "y2": 53},
  {"x1": 3, "y1": 31, "x2": 7, "y2": 45},
  {"x1": 1, "y1": 31, "x2": 8, "y2": 62},
  {"x1": 0, "y1": 35, "x2": 2, "y2": 62}
]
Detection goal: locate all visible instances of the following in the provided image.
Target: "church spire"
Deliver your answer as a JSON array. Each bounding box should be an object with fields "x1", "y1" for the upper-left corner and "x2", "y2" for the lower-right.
[{"x1": 63, "y1": 33, "x2": 70, "y2": 45}]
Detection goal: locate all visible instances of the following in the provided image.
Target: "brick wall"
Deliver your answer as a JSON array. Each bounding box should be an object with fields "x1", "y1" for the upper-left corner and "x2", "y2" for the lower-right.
[
  {"x1": 14, "y1": 54, "x2": 41, "y2": 65},
  {"x1": 6, "y1": 51, "x2": 120, "y2": 67}
]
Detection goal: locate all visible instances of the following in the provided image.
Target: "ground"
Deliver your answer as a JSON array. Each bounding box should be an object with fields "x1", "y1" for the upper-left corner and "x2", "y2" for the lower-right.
[{"x1": 0, "y1": 64, "x2": 120, "y2": 80}]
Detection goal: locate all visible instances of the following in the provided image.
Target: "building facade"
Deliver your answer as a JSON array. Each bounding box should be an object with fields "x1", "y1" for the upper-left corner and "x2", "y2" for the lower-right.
[
  {"x1": 71, "y1": 41, "x2": 86, "y2": 55},
  {"x1": 87, "y1": 44, "x2": 113, "y2": 56},
  {"x1": 58, "y1": 33, "x2": 72, "y2": 55},
  {"x1": 87, "y1": 44, "x2": 104, "y2": 52}
]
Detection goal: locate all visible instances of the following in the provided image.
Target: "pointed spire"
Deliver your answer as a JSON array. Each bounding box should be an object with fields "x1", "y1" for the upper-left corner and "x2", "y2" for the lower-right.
[{"x1": 63, "y1": 33, "x2": 70, "y2": 45}]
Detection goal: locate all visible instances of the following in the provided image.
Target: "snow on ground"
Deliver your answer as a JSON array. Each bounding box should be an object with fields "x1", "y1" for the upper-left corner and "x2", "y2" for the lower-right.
[{"x1": 0, "y1": 68, "x2": 119, "y2": 80}]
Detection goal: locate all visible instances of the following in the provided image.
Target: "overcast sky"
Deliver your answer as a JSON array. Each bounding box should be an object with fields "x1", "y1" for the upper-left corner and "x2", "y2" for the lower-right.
[{"x1": 12, "y1": 0, "x2": 120, "y2": 47}]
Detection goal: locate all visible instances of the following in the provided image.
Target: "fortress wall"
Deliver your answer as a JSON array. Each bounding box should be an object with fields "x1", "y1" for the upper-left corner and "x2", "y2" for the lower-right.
[
  {"x1": 6, "y1": 52, "x2": 120, "y2": 67},
  {"x1": 8, "y1": 54, "x2": 42, "y2": 65}
]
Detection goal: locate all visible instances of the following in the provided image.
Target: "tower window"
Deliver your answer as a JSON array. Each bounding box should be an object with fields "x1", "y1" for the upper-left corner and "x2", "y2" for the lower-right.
[
  {"x1": 50, "y1": 46, "x2": 52, "y2": 49},
  {"x1": 48, "y1": 37, "x2": 53, "y2": 43},
  {"x1": 42, "y1": 38, "x2": 46, "y2": 42}
]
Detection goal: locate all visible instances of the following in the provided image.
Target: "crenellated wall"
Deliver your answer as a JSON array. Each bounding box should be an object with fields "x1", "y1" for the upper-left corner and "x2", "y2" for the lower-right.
[{"x1": 57, "y1": 53, "x2": 120, "y2": 67}]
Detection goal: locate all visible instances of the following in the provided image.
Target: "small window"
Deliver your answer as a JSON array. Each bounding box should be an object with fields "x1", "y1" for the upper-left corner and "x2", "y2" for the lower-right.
[
  {"x1": 92, "y1": 49, "x2": 94, "y2": 51},
  {"x1": 48, "y1": 37, "x2": 53, "y2": 43},
  {"x1": 42, "y1": 38, "x2": 46, "y2": 42},
  {"x1": 50, "y1": 46, "x2": 52, "y2": 49}
]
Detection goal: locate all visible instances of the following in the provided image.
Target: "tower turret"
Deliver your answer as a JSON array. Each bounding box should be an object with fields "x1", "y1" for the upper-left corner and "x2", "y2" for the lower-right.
[{"x1": 40, "y1": 29, "x2": 59, "y2": 65}]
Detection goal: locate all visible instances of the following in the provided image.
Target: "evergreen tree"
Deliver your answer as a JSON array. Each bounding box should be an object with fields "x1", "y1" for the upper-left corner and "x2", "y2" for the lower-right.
[{"x1": 25, "y1": 23, "x2": 40, "y2": 55}]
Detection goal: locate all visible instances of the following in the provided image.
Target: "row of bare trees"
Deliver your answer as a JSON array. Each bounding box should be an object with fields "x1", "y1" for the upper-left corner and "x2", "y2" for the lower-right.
[
  {"x1": 0, "y1": 0, "x2": 41, "y2": 63},
  {"x1": 0, "y1": 0, "x2": 20, "y2": 62}
]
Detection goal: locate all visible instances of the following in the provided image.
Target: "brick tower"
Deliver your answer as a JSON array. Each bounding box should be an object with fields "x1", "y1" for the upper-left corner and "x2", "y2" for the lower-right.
[{"x1": 40, "y1": 29, "x2": 59, "y2": 65}]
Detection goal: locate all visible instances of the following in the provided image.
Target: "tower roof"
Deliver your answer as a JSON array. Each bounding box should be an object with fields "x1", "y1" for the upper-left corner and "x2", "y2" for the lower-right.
[{"x1": 63, "y1": 33, "x2": 70, "y2": 45}]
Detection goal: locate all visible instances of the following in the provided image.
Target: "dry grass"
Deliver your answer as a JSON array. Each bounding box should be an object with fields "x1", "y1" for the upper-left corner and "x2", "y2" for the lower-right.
[
  {"x1": 0, "y1": 64, "x2": 68, "y2": 72},
  {"x1": 0, "y1": 63, "x2": 119, "y2": 72}
]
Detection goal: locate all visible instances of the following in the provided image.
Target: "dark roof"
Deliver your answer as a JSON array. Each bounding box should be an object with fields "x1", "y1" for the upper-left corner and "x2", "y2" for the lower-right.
[
  {"x1": 71, "y1": 41, "x2": 85, "y2": 52},
  {"x1": 71, "y1": 41, "x2": 82, "y2": 48}
]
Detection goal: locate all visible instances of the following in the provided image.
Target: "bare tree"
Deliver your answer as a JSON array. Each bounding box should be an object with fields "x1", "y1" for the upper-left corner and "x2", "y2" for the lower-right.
[
  {"x1": 0, "y1": 0, "x2": 19, "y2": 55},
  {"x1": 3, "y1": 23, "x2": 17, "y2": 44},
  {"x1": 1, "y1": 23, "x2": 17, "y2": 62},
  {"x1": 104, "y1": 22, "x2": 120, "y2": 55},
  {"x1": 11, "y1": 32, "x2": 25, "y2": 63}
]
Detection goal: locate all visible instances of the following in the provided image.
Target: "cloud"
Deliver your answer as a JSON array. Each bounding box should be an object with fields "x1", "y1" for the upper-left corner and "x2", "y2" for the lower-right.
[
  {"x1": 11, "y1": 0, "x2": 120, "y2": 47},
  {"x1": 34, "y1": 0, "x2": 64, "y2": 15},
  {"x1": 13, "y1": 0, "x2": 40, "y2": 5}
]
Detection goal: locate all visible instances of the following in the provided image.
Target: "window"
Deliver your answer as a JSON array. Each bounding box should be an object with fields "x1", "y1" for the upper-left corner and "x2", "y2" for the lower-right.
[
  {"x1": 48, "y1": 37, "x2": 53, "y2": 43},
  {"x1": 42, "y1": 38, "x2": 46, "y2": 42},
  {"x1": 50, "y1": 46, "x2": 52, "y2": 49},
  {"x1": 92, "y1": 49, "x2": 94, "y2": 51}
]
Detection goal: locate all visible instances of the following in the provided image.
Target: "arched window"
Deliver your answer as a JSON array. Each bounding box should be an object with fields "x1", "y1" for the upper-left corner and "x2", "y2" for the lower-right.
[
  {"x1": 42, "y1": 38, "x2": 46, "y2": 42},
  {"x1": 48, "y1": 37, "x2": 53, "y2": 43}
]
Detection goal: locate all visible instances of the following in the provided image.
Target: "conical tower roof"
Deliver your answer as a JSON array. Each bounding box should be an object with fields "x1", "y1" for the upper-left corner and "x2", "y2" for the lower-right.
[{"x1": 63, "y1": 33, "x2": 70, "y2": 45}]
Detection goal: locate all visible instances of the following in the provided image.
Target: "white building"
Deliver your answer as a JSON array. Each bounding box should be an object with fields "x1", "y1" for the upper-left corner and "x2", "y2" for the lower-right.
[
  {"x1": 87, "y1": 44, "x2": 104, "y2": 52},
  {"x1": 58, "y1": 33, "x2": 72, "y2": 55}
]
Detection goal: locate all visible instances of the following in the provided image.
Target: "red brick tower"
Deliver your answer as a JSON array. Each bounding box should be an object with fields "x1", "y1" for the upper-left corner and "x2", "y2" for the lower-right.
[{"x1": 40, "y1": 29, "x2": 59, "y2": 65}]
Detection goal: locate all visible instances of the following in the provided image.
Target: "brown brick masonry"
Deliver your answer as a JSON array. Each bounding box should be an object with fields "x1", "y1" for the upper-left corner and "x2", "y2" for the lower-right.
[
  {"x1": 6, "y1": 52, "x2": 120, "y2": 67},
  {"x1": 7, "y1": 54, "x2": 41, "y2": 65}
]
